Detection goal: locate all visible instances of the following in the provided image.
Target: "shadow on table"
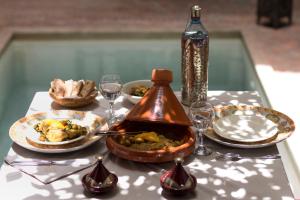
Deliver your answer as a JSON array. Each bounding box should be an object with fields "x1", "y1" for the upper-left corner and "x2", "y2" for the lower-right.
[{"x1": 3, "y1": 91, "x2": 294, "y2": 200}]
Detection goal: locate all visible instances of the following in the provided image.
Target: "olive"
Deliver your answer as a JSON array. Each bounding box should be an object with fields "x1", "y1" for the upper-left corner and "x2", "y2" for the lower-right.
[
  {"x1": 120, "y1": 139, "x2": 126, "y2": 145},
  {"x1": 124, "y1": 139, "x2": 131, "y2": 146},
  {"x1": 39, "y1": 135, "x2": 46, "y2": 142},
  {"x1": 72, "y1": 124, "x2": 78, "y2": 129}
]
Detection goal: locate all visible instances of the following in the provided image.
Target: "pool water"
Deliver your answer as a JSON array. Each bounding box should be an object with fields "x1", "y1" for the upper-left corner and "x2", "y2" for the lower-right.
[{"x1": 0, "y1": 33, "x2": 263, "y2": 159}]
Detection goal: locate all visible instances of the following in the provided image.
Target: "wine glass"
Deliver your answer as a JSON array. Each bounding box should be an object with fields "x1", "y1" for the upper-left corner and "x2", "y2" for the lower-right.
[
  {"x1": 99, "y1": 74, "x2": 122, "y2": 125},
  {"x1": 189, "y1": 101, "x2": 214, "y2": 156}
]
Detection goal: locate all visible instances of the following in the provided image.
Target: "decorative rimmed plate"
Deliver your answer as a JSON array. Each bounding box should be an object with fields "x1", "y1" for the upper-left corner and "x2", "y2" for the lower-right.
[
  {"x1": 213, "y1": 114, "x2": 278, "y2": 143},
  {"x1": 205, "y1": 105, "x2": 295, "y2": 148},
  {"x1": 9, "y1": 110, "x2": 108, "y2": 153}
]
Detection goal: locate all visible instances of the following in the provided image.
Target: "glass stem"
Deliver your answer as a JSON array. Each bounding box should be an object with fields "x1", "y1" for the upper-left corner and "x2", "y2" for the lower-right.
[
  {"x1": 109, "y1": 102, "x2": 114, "y2": 119},
  {"x1": 198, "y1": 129, "x2": 204, "y2": 147}
]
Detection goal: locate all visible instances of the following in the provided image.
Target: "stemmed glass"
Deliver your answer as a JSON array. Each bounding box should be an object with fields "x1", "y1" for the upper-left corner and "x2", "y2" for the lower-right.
[
  {"x1": 99, "y1": 74, "x2": 122, "y2": 125},
  {"x1": 189, "y1": 101, "x2": 214, "y2": 156}
]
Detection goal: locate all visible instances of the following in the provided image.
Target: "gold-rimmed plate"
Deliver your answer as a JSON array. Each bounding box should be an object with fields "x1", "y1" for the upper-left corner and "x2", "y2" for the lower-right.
[
  {"x1": 213, "y1": 114, "x2": 278, "y2": 143},
  {"x1": 9, "y1": 110, "x2": 108, "y2": 153},
  {"x1": 206, "y1": 105, "x2": 295, "y2": 148}
]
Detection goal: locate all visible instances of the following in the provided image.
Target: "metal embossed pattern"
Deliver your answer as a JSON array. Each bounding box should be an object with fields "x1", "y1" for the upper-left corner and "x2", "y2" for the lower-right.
[{"x1": 181, "y1": 37, "x2": 209, "y2": 106}]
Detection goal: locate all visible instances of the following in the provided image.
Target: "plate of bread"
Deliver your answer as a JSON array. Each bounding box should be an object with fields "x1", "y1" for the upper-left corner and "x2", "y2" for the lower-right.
[{"x1": 49, "y1": 79, "x2": 98, "y2": 108}]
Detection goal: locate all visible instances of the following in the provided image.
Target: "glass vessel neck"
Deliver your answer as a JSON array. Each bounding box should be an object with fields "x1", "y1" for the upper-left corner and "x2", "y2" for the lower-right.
[
  {"x1": 185, "y1": 17, "x2": 204, "y2": 32},
  {"x1": 191, "y1": 17, "x2": 201, "y2": 24}
]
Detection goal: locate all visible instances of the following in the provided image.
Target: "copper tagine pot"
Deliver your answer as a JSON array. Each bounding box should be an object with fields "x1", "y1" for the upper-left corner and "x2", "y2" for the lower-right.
[{"x1": 106, "y1": 69, "x2": 195, "y2": 163}]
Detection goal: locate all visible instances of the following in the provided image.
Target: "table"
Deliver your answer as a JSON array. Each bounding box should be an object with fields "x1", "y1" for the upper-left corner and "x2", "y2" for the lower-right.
[{"x1": 0, "y1": 91, "x2": 294, "y2": 199}]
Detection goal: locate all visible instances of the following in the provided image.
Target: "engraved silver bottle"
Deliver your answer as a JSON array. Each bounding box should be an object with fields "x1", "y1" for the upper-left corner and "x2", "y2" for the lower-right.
[{"x1": 181, "y1": 5, "x2": 209, "y2": 106}]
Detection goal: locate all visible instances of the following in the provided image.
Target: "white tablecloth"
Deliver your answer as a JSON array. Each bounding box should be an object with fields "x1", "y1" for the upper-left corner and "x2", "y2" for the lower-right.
[{"x1": 0, "y1": 91, "x2": 294, "y2": 199}]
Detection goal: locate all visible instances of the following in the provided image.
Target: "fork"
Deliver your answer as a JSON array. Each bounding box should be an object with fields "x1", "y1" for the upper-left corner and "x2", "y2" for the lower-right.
[{"x1": 214, "y1": 152, "x2": 281, "y2": 161}]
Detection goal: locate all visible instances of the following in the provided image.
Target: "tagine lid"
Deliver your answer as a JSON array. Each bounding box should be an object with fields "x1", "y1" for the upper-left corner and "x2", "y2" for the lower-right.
[
  {"x1": 81, "y1": 156, "x2": 118, "y2": 194},
  {"x1": 160, "y1": 157, "x2": 197, "y2": 195},
  {"x1": 125, "y1": 69, "x2": 192, "y2": 126}
]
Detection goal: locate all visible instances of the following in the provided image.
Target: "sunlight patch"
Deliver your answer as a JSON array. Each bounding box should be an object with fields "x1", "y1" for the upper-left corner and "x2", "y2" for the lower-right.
[
  {"x1": 262, "y1": 197, "x2": 271, "y2": 200},
  {"x1": 147, "y1": 185, "x2": 156, "y2": 191},
  {"x1": 197, "y1": 178, "x2": 208, "y2": 184},
  {"x1": 54, "y1": 190, "x2": 73, "y2": 199},
  {"x1": 258, "y1": 168, "x2": 273, "y2": 178},
  {"x1": 133, "y1": 176, "x2": 145, "y2": 186},
  {"x1": 148, "y1": 171, "x2": 157, "y2": 176},
  {"x1": 216, "y1": 189, "x2": 226, "y2": 196},
  {"x1": 52, "y1": 180, "x2": 72, "y2": 190},
  {"x1": 118, "y1": 176, "x2": 130, "y2": 189},
  {"x1": 254, "y1": 164, "x2": 266, "y2": 168},
  {"x1": 75, "y1": 194, "x2": 85, "y2": 199},
  {"x1": 231, "y1": 188, "x2": 246, "y2": 199},
  {"x1": 120, "y1": 189, "x2": 129, "y2": 195},
  {"x1": 271, "y1": 185, "x2": 280, "y2": 190},
  {"x1": 188, "y1": 161, "x2": 212, "y2": 172},
  {"x1": 214, "y1": 167, "x2": 250, "y2": 183},
  {"x1": 213, "y1": 179, "x2": 222, "y2": 186},
  {"x1": 157, "y1": 187, "x2": 163, "y2": 195}
]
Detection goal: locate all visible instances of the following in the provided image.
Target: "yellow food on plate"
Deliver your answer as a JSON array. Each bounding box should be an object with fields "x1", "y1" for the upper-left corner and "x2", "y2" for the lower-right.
[
  {"x1": 118, "y1": 131, "x2": 183, "y2": 151},
  {"x1": 130, "y1": 85, "x2": 150, "y2": 97},
  {"x1": 34, "y1": 119, "x2": 87, "y2": 142},
  {"x1": 134, "y1": 131, "x2": 160, "y2": 143}
]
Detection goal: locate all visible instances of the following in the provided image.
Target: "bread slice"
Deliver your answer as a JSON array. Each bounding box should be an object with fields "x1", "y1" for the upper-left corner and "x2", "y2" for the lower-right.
[
  {"x1": 70, "y1": 80, "x2": 84, "y2": 97},
  {"x1": 51, "y1": 79, "x2": 66, "y2": 97},
  {"x1": 79, "y1": 80, "x2": 96, "y2": 97},
  {"x1": 64, "y1": 80, "x2": 74, "y2": 97}
]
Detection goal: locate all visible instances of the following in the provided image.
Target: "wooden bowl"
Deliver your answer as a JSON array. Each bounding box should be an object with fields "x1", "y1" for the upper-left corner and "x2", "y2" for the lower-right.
[
  {"x1": 49, "y1": 88, "x2": 98, "y2": 108},
  {"x1": 106, "y1": 121, "x2": 196, "y2": 163}
]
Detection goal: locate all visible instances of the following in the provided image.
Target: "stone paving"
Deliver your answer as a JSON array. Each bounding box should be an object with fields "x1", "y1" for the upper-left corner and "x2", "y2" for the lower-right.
[{"x1": 0, "y1": 0, "x2": 300, "y2": 197}]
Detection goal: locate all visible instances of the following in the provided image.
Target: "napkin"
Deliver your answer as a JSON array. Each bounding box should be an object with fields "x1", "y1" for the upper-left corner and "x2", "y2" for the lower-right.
[{"x1": 4, "y1": 156, "x2": 98, "y2": 185}]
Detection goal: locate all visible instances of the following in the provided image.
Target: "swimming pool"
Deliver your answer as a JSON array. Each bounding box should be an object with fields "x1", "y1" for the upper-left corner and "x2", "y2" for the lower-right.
[{"x1": 0, "y1": 32, "x2": 264, "y2": 159}]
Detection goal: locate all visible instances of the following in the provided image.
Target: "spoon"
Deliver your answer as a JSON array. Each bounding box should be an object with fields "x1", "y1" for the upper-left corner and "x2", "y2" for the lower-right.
[
  {"x1": 215, "y1": 152, "x2": 281, "y2": 161},
  {"x1": 94, "y1": 130, "x2": 145, "y2": 136}
]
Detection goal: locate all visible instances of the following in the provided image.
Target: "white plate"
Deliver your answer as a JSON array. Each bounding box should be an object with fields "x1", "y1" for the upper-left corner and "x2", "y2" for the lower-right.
[
  {"x1": 213, "y1": 114, "x2": 278, "y2": 143},
  {"x1": 9, "y1": 110, "x2": 108, "y2": 153},
  {"x1": 204, "y1": 105, "x2": 295, "y2": 148}
]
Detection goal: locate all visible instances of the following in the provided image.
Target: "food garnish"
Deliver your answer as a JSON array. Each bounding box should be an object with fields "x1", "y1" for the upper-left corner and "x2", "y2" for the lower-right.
[
  {"x1": 34, "y1": 119, "x2": 87, "y2": 142},
  {"x1": 118, "y1": 131, "x2": 183, "y2": 150},
  {"x1": 130, "y1": 85, "x2": 150, "y2": 97}
]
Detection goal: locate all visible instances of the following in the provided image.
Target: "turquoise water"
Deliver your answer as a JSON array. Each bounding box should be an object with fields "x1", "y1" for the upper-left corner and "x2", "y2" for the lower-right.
[{"x1": 0, "y1": 33, "x2": 261, "y2": 159}]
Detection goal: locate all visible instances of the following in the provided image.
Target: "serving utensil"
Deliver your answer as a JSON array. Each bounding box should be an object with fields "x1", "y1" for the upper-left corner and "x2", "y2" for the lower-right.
[
  {"x1": 93, "y1": 130, "x2": 145, "y2": 136},
  {"x1": 214, "y1": 152, "x2": 281, "y2": 161},
  {"x1": 4, "y1": 158, "x2": 75, "y2": 166}
]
